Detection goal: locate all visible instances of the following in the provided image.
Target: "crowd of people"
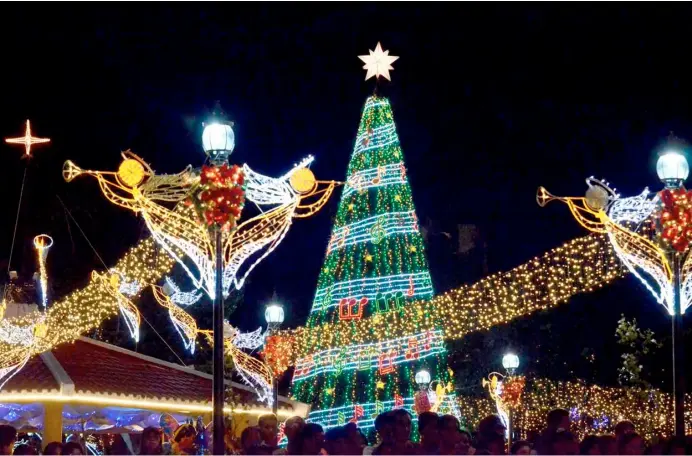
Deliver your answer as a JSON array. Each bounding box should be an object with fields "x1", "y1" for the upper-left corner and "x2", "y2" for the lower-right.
[
  {"x1": 235, "y1": 409, "x2": 692, "y2": 456},
  {"x1": 0, "y1": 408, "x2": 691, "y2": 455}
]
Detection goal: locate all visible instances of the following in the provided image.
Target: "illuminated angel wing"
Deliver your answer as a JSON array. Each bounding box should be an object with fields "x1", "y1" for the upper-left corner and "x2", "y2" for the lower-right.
[
  {"x1": 152, "y1": 285, "x2": 198, "y2": 354},
  {"x1": 232, "y1": 326, "x2": 265, "y2": 350},
  {"x1": 163, "y1": 277, "x2": 203, "y2": 306},
  {"x1": 228, "y1": 345, "x2": 274, "y2": 406},
  {"x1": 93, "y1": 271, "x2": 141, "y2": 342},
  {"x1": 0, "y1": 350, "x2": 31, "y2": 390}
]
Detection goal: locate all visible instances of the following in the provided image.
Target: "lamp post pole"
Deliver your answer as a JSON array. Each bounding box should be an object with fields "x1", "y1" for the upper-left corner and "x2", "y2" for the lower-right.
[
  {"x1": 672, "y1": 253, "x2": 685, "y2": 436},
  {"x1": 265, "y1": 303, "x2": 285, "y2": 417},
  {"x1": 201, "y1": 105, "x2": 236, "y2": 455},
  {"x1": 658, "y1": 150, "x2": 688, "y2": 437},
  {"x1": 502, "y1": 353, "x2": 519, "y2": 450},
  {"x1": 213, "y1": 227, "x2": 225, "y2": 455}
]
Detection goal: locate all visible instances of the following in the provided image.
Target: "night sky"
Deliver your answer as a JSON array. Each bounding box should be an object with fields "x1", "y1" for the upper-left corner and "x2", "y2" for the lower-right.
[{"x1": 1, "y1": 5, "x2": 691, "y2": 386}]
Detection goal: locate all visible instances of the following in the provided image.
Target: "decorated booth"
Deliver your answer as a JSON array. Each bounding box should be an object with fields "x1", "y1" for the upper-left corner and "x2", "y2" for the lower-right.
[{"x1": 0, "y1": 337, "x2": 309, "y2": 447}]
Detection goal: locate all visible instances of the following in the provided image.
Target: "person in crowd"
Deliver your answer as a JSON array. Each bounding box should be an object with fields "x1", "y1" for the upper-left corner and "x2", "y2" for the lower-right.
[
  {"x1": 43, "y1": 442, "x2": 63, "y2": 456},
  {"x1": 475, "y1": 415, "x2": 505, "y2": 455},
  {"x1": 614, "y1": 421, "x2": 636, "y2": 442},
  {"x1": 324, "y1": 427, "x2": 347, "y2": 455},
  {"x1": 418, "y1": 412, "x2": 440, "y2": 454},
  {"x1": 549, "y1": 430, "x2": 578, "y2": 455},
  {"x1": 477, "y1": 434, "x2": 505, "y2": 455},
  {"x1": 509, "y1": 440, "x2": 531, "y2": 455},
  {"x1": 172, "y1": 423, "x2": 198, "y2": 455},
  {"x1": 617, "y1": 432, "x2": 644, "y2": 455},
  {"x1": 240, "y1": 426, "x2": 262, "y2": 455},
  {"x1": 459, "y1": 429, "x2": 473, "y2": 452},
  {"x1": 60, "y1": 442, "x2": 84, "y2": 456},
  {"x1": 139, "y1": 426, "x2": 163, "y2": 455},
  {"x1": 258, "y1": 414, "x2": 280, "y2": 451},
  {"x1": 12, "y1": 446, "x2": 36, "y2": 456},
  {"x1": 364, "y1": 413, "x2": 394, "y2": 455},
  {"x1": 438, "y1": 414, "x2": 463, "y2": 455},
  {"x1": 392, "y1": 409, "x2": 416, "y2": 454},
  {"x1": 664, "y1": 435, "x2": 687, "y2": 455},
  {"x1": 535, "y1": 409, "x2": 570, "y2": 454},
  {"x1": 596, "y1": 435, "x2": 617, "y2": 455},
  {"x1": 284, "y1": 416, "x2": 306, "y2": 455},
  {"x1": 299, "y1": 423, "x2": 325, "y2": 455},
  {"x1": 0, "y1": 426, "x2": 16, "y2": 456},
  {"x1": 579, "y1": 435, "x2": 601, "y2": 455},
  {"x1": 343, "y1": 423, "x2": 367, "y2": 455}
]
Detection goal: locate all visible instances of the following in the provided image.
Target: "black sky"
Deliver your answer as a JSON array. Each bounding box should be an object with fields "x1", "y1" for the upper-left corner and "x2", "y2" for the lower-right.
[{"x1": 1, "y1": 4, "x2": 691, "y2": 382}]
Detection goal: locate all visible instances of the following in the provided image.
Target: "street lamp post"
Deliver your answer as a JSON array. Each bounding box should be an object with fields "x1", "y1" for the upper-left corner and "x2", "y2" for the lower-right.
[
  {"x1": 202, "y1": 112, "x2": 236, "y2": 455},
  {"x1": 657, "y1": 150, "x2": 689, "y2": 437},
  {"x1": 265, "y1": 303, "x2": 285, "y2": 415},
  {"x1": 502, "y1": 353, "x2": 520, "y2": 450},
  {"x1": 537, "y1": 141, "x2": 690, "y2": 436}
]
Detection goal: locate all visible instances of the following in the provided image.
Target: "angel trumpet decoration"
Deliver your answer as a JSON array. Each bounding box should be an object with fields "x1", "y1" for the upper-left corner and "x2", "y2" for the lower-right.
[
  {"x1": 537, "y1": 146, "x2": 692, "y2": 436},
  {"x1": 63, "y1": 151, "x2": 337, "y2": 299},
  {"x1": 537, "y1": 171, "x2": 689, "y2": 316}
]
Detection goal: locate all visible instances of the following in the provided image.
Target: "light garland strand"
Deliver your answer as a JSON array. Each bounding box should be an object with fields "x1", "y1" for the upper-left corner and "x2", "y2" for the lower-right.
[
  {"x1": 0, "y1": 238, "x2": 175, "y2": 388},
  {"x1": 279, "y1": 234, "x2": 623, "y2": 362},
  {"x1": 457, "y1": 378, "x2": 692, "y2": 441}
]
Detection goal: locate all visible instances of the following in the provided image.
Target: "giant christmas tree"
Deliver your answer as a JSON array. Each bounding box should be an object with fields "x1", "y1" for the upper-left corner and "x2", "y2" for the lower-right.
[{"x1": 290, "y1": 44, "x2": 460, "y2": 434}]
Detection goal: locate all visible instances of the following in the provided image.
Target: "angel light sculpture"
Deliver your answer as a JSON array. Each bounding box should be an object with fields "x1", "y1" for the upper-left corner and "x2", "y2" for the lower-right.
[
  {"x1": 537, "y1": 173, "x2": 689, "y2": 316},
  {"x1": 537, "y1": 147, "x2": 692, "y2": 436},
  {"x1": 63, "y1": 151, "x2": 336, "y2": 300}
]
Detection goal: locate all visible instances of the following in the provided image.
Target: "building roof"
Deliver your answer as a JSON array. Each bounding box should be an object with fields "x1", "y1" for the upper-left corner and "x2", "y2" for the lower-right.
[{"x1": 0, "y1": 337, "x2": 308, "y2": 419}]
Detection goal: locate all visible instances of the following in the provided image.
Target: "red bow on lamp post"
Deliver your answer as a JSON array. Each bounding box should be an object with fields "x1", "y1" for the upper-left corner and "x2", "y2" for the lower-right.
[{"x1": 190, "y1": 164, "x2": 246, "y2": 231}]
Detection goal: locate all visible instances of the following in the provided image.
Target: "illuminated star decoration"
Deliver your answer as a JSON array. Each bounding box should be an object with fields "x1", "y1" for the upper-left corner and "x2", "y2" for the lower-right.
[
  {"x1": 5, "y1": 120, "x2": 50, "y2": 157},
  {"x1": 358, "y1": 42, "x2": 399, "y2": 81}
]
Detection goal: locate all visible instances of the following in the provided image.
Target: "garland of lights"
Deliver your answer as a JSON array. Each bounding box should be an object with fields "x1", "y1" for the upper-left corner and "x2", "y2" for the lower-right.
[
  {"x1": 0, "y1": 238, "x2": 175, "y2": 389},
  {"x1": 63, "y1": 152, "x2": 337, "y2": 300},
  {"x1": 273, "y1": 234, "x2": 623, "y2": 362},
  {"x1": 458, "y1": 378, "x2": 692, "y2": 440},
  {"x1": 538, "y1": 177, "x2": 692, "y2": 315}
]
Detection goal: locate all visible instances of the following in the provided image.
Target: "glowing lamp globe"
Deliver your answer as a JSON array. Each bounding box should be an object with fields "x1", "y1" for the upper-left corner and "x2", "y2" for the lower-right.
[
  {"x1": 657, "y1": 150, "x2": 689, "y2": 188},
  {"x1": 202, "y1": 123, "x2": 235, "y2": 163},
  {"x1": 415, "y1": 369, "x2": 431, "y2": 386},
  {"x1": 265, "y1": 304, "x2": 285, "y2": 326},
  {"x1": 502, "y1": 353, "x2": 520, "y2": 373}
]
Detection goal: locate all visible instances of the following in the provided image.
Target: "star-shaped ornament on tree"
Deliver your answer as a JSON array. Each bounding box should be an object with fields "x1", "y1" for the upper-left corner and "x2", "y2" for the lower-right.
[
  {"x1": 5, "y1": 120, "x2": 50, "y2": 157},
  {"x1": 359, "y1": 42, "x2": 399, "y2": 81}
]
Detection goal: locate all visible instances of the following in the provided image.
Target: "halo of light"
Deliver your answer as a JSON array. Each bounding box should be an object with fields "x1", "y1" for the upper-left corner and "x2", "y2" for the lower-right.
[
  {"x1": 117, "y1": 159, "x2": 146, "y2": 187},
  {"x1": 289, "y1": 168, "x2": 317, "y2": 194},
  {"x1": 32, "y1": 235, "x2": 53, "y2": 250}
]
